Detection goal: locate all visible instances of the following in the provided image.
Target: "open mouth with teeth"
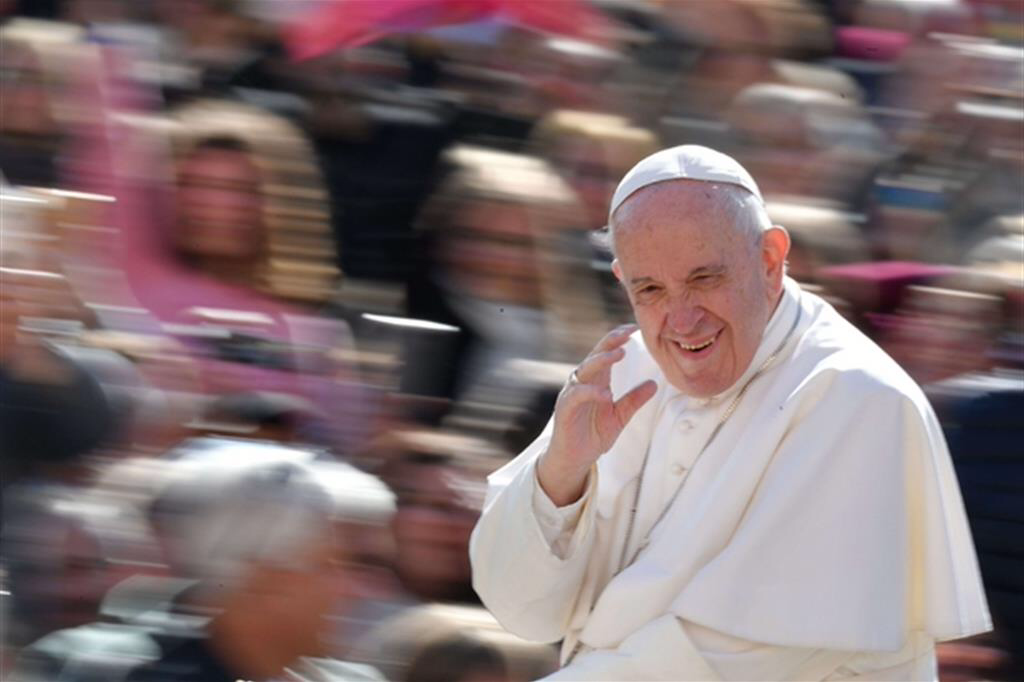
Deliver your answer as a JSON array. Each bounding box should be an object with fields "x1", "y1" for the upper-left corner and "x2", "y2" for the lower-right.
[{"x1": 674, "y1": 331, "x2": 720, "y2": 354}]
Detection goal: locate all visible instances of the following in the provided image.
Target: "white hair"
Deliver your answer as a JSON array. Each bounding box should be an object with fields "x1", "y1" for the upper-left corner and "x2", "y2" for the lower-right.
[
  {"x1": 720, "y1": 183, "x2": 772, "y2": 240},
  {"x1": 154, "y1": 449, "x2": 335, "y2": 588}
]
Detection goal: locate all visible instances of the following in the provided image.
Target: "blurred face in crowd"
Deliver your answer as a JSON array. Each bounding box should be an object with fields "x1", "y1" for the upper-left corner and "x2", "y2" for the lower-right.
[
  {"x1": 612, "y1": 181, "x2": 789, "y2": 398},
  {"x1": 0, "y1": 44, "x2": 55, "y2": 137},
  {"x1": 444, "y1": 201, "x2": 541, "y2": 306},
  {"x1": 270, "y1": 540, "x2": 350, "y2": 658},
  {"x1": 175, "y1": 145, "x2": 263, "y2": 262},
  {"x1": 881, "y1": 287, "x2": 1000, "y2": 384},
  {"x1": 8, "y1": 516, "x2": 126, "y2": 641},
  {"x1": 561, "y1": 141, "x2": 617, "y2": 230},
  {"x1": 220, "y1": 532, "x2": 350, "y2": 668},
  {"x1": 389, "y1": 459, "x2": 478, "y2": 601}
]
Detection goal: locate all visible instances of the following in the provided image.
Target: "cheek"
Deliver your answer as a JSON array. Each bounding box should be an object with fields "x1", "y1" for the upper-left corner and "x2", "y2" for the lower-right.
[
  {"x1": 723, "y1": 288, "x2": 765, "y2": 352},
  {"x1": 630, "y1": 301, "x2": 663, "y2": 331},
  {"x1": 275, "y1": 574, "x2": 336, "y2": 631}
]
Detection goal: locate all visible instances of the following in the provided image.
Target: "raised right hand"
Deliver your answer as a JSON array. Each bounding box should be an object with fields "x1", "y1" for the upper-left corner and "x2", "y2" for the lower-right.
[{"x1": 537, "y1": 324, "x2": 657, "y2": 507}]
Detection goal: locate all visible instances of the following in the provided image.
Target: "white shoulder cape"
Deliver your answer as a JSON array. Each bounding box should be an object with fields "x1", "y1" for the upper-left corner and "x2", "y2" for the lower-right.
[{"x1": 485, "y1": 280, "x2": 990, "y2": 653}]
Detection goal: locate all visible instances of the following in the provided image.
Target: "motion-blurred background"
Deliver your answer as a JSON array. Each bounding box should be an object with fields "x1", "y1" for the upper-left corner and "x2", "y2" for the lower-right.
[{"x1": 1, "y1": 1, "x2": 1021, "y2": 680}]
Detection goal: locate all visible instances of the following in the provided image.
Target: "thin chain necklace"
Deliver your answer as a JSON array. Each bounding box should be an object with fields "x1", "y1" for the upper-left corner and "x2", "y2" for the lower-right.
[{"x1": 616, "y1": 297, "x2": 803, "y2": 575}]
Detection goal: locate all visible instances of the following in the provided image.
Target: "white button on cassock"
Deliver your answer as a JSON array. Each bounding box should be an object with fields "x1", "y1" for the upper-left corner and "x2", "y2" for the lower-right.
[{"x1": 671, "y1": 463, "x2": 686, "y2": 476}]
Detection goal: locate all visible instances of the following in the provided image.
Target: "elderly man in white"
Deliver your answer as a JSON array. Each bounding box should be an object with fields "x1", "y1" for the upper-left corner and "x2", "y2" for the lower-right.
[{"x1": 469, "y1": 146, "x2": 990, "y2": 681}]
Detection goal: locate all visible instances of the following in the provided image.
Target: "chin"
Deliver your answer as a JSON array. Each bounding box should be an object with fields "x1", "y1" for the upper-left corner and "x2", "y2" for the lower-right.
[{"x1": 663, "y1": 368, "x2": 732, "y2": 399}]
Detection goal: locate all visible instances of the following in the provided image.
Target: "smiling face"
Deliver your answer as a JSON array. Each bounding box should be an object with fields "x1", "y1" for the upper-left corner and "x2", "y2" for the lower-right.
[{"x1": 611, "y1": 181, "x2": 789, "y2": 397}]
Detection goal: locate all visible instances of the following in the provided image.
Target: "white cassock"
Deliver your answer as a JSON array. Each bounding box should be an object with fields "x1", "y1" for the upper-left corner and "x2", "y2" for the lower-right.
[{"x1": 470, "y1": 278, "x2": 990, "y2": 681}]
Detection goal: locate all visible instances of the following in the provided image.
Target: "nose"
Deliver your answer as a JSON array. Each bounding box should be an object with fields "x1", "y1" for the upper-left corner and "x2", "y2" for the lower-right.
[{"x1": 666, "y1": 295, "x2": 705, "y2": 336}]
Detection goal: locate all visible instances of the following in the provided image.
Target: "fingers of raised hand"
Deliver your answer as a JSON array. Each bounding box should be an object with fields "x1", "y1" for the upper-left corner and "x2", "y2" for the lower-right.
[
  {"x1": 574, "y1": 346, "x2": 626, "y2": 386},
  {"x1": 612, "y1": 379, "x2": 658, "y2": 427},
  {"x1": 561, "y1": 382, "x2": 612, "y2": 407},
  {"x1": 594, "y1": 323, "x2": 638, "y2": 354}
]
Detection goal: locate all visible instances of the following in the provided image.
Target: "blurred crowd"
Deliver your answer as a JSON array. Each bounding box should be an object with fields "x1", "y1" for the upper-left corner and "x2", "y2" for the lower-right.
[{"x1": 0, "y1": 0, "x2": 1021, "y2": 680}]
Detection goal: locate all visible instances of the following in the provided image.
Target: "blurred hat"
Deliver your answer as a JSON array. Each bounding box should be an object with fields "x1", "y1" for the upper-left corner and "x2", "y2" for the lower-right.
[{"x1": 609, "y1": 145, "x2": 763, "y2": 220}]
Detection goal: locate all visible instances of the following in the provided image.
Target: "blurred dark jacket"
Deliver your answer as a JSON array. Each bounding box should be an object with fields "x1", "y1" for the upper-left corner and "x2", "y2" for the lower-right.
[
  {"x1": 0, "y1": 345, "x2": 118, "y2": 535},
  {"x1": 937, "y1": 375, "x2": 1024, "y2": 679}
]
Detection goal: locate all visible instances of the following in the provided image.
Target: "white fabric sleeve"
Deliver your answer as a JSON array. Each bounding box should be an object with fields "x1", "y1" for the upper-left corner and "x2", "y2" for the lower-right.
[
  {"x1": 531, "y1": 467, "x2": 590, "y2": 560},
  {"x1": 470, "y1": 453, "x2": 598, "y2": 643}
]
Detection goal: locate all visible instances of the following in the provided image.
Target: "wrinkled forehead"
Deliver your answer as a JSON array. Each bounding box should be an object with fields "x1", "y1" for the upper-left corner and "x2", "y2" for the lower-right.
[{"x1": 610, "y1": 180, "x2": 749, "y2": 250}]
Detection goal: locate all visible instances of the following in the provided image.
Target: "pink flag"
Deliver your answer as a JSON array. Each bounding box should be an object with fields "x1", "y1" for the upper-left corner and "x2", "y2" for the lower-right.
[{"x1": 285, "y1": 0, "x2": 611, "y2": 61}]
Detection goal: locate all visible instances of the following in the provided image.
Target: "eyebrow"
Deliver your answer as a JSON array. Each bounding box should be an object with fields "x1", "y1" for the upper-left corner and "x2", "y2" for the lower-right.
[
  {"x1": 628, "y1": 264, "x2": 727, "y2": 285},
  {"x1": 688, "y1": 265, "x2": 727, "y2": 278}
]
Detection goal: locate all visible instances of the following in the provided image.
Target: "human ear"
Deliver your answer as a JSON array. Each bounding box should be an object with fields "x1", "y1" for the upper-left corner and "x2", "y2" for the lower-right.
[
  {"x1": 761, "y1": 226, "x2": 790, "y2": 288},
  {"x1": 612, "y1": 259, "x2": 623, "y2": 282}
]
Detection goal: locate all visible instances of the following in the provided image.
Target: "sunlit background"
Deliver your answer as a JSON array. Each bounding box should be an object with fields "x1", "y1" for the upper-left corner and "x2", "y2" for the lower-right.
[{"x1": 1, "y1": 0, "x2": 1021, "y2": 680}]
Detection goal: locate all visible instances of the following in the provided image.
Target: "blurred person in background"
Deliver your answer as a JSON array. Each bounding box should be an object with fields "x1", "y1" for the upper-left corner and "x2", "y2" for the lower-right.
[
  {"x1": 726, "y1": 82, "x2": 887, "y2": 208},
  {"x1": 314, "y1": 458, "x2": 400, "y2": 666},
  {"x1": 879, "y1": 277, "x2": 1007, "y2": 388},
  {"x1": 945, "y1": 103, "x2": 1024, "y2": 246},
  {"x1": 653, "y1": 0, "x2": 776, "y2": 124},
  {"x1": 405, "y1": 631, "x2": 508, "y2": 682},
  {"x1": 939, "y1": 371, "x2": 1024, "y2": 682},
  {"x1": 863, "y1": 0, "x2": 985, "y2": 130},
  {"x1": 0, "y1": 179, "x2": 186, "y2": 639},
  {"x1": 159, "y1": 438, "x2": 400, "y2": 675},
  {"x1": 2, "y1": 499, "x2": 129, "y2": 654},
  {"x1": 488, "y1": 28, "x2": 624, "y2": 117},
  {"x1": 317, "y1": 426, "x2": 507, "y2": 672},
  {"x1": 651, "y1": 0, "x2": 835, "y2": 125},
  {"x1": 864, "y1": 104, "x2": 1020, "y2": 265},
  {"x1": 530, "y1": 111, "x2": 659, "y2": 233},
  {"x1": 0, "y1": 183, "x2": 117, "y2": 524},
  {"x1": 901, "y1": 267, "x2": 1024, "y2": 682},
  {"x1": 138, "y1": 0, "x2": 296, "y2": 106},
  {"x1": 354, "y1": 603, "x2": 557, "y2": 682},
  {"x1": 0, "y1": 267, "x2": 111, "y2": 492},
  {"x1": 529, "y1": 111, "x2": 660, "y2": 323},
  {"x1": 165, "y1": 100, "x2": 338, "y2": 306},
  {"x1": 766, "y1": 201, "x2": 871, "y2": 287},
  {"x1": 377, "y1": 429, "x2": 493, "y2": 606},
  {"x1": 13, "y1": 454, "x2": 380, "y2": 682},
  {"x1": 111, "y1": 99, "x2": 370, "y2": 455},
  {"x1": 405, "y1": 146, "x2": 607, "y2": 431},
  {"x1": 0, "y1": 18, "x2": 82, "y2": 186}
]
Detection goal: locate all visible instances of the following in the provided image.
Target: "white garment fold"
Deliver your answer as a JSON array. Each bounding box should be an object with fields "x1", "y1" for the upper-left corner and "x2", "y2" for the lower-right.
[{"x1": 470, "y1": 278, "x2": 990, "y2": 680}]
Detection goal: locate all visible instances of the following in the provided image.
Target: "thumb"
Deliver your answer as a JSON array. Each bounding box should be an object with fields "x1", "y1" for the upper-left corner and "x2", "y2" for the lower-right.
[{"x1": 613, "y1": 380, "x2": 657, "y2": 428}]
